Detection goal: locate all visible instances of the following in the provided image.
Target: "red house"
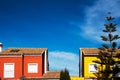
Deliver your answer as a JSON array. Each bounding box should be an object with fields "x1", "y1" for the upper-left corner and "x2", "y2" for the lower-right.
[{"x1": 0, "y1": 43, "x2": 49, "y2": 80}]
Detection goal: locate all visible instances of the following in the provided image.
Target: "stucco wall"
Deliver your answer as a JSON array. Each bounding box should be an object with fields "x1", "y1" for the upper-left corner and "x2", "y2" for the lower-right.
[
  {"x1": 0, "y1": 56, "x2": 22, "y2": 80},
  {"x1": 24, "y1": 55, "x2": 43, "y2": 78}
]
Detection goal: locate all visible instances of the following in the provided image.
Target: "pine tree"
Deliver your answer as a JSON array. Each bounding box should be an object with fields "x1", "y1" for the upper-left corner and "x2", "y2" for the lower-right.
[
  {"x1": 64, "y1": 68, "x2": 71, "y2": 80},
  {"x1": 93, "y1": 12, "x2": 120, "y2": 80},
  {"x1": 60, "y1": 68, "x2": 71, "y2": 80},
  {"x1": 60, "y1": 70, "x2": 64, "y2": 80}
]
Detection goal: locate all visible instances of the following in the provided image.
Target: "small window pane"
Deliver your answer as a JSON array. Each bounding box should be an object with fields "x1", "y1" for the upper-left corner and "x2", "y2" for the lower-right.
[
  {"x1": 10, "y1": 49, "x2": 19, "y2": 52},
  {"x1": 28, "y1": 63, "x2": 38, "y2": 73},
  {"x1": 4, "y1": 63, "x2": 14, "y2": 78},
  {"x1": 89, "y1": 64, "x2": 98, "y2": 73}
]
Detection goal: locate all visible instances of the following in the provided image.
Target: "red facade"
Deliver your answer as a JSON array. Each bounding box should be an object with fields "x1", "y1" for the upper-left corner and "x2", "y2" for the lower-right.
[
  {"x1": 0, "y1": 48, "x2": 48, "y2": 80},
  {"x1": 0, "y1": 56, "x2": 22, "y2": 80},
  {"x1": 24, "y1": 56, "x2": 43, "y2": 78}
]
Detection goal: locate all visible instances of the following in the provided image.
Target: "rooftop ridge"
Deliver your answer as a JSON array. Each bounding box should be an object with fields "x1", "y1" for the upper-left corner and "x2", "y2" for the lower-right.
[
  {"x1": 81, "y1": 48, "x2": 120, "y2": 55},
  {"x1": 0, "y1": 48, "x2": 47, "y2": 55}
]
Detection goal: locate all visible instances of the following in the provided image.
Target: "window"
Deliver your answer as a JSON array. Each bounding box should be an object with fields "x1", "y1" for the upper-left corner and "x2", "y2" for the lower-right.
[
  {"x1": 28, "y1": 63, "x2": 38, "y2": 73},
  {"x1": 89, "y1": 64, "x2": 98, "y2": 73},
  {"x1": 10, "y1": 49, "x2": 19, "y2": 52},
  {"x1": 4, "y1": 63, "x2": 14, "y2": 78}
]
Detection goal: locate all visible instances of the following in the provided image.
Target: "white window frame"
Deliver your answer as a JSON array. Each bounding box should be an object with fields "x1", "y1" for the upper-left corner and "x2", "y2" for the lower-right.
[
  {"x1": 28, "y1": 63, "x2": 38, "y2": 73},
  {"x1": 89, "y1": 63, "x2": 98, "y2": 73},
  {"x1": 4, "y1": 63, "x2": 14, "y2": 78}
]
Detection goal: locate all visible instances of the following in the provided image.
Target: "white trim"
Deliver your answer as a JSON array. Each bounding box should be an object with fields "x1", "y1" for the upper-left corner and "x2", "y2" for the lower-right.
[
  {"x1": 88, "y1": 63, "x2": 98, "y2": 73},
  {"x1": 4, "y1": 63, "x2": 15, "y2": 78},
  {"x1": 0, "y1": 54, "x2": 42, "y2": 57},
  {"x1": 44, "y1": 50, "x2": 48, "y2": 73},
  {"x1": 28, "y1": 63, "x2": 38, "y2": 73},
  {"x1": 0, "y1": 46, "x2": 2, "y2": 52},
  {"x1": 0, "y1": 56, "x2": 22, "y2": 57},
  {"x1": 4, "y1": 63, "x2": 15, "y2": 65}
]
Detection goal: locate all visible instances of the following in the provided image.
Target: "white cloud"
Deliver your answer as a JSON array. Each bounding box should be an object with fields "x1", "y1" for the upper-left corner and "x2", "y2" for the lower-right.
[
  {"x1": 49, "y1": 51, "x2": 79, "y2": 76},
  {"x1": 80, "y1": 0, "x2": 120, "y2": 42}
]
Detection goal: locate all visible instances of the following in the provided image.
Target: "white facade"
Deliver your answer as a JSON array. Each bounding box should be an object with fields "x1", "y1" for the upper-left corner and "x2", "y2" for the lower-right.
[{"x1": 44, "y1": 50, "x2": 48, "y2": 73}]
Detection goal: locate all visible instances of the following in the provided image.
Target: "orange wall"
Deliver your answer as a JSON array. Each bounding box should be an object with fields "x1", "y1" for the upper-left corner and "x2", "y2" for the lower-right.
[
  {"x1": 24, "y1": 55, "x2": 43, "y2": 78},
  {"x1": 0, "y1": 55, "x2": 44, "y2": 79},
  {"x1": 0, "y1": 56, "x2": 22, "y2": 80}
]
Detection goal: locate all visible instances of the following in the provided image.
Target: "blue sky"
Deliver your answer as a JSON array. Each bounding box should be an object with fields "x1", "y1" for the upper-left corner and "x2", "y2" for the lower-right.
[{"x1": 0, "y1": 0, "x2": 120, "y2": 75}]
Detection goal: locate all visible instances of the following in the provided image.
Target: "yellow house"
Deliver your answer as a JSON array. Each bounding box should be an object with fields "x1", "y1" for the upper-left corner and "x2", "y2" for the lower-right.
[
  {"x1": 79, "y1": 48, "x2": 120, "y2": 79},
  {"x1": 71, "y1": 76, "x2": 84, "y2": 80},
  {"x1": 79, "y1": 48, "x2": 103, "y2": 79}
]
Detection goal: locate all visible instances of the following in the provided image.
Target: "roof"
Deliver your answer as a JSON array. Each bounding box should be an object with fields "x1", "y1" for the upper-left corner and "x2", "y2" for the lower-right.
[
  {"x1": 81, "y1": 48, "x2": 100, "y2": 55},
  {"x1": 0, "y1": 48, "x2": 47, "y2": 55},
  {"x1": 42, "y1": 71, "x2": 60, "y2": 78},
  {"x1": 81, "y1": 48, "x2": 120, "y2": 55}
]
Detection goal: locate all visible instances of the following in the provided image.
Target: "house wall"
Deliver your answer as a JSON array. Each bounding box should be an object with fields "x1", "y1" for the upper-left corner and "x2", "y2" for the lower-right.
[
  {"x1": 71, "y1": 77, "x2": 84, "y2": 80},
  {"x1": 84, "y1": 56, "x2": 98, "y2": 78},
  {"x1": 0, "y1": 56, "x2": 22, "y2": 80},
  {"x1": 24, "y1": 55, "x2": 43, "y2": 78}
]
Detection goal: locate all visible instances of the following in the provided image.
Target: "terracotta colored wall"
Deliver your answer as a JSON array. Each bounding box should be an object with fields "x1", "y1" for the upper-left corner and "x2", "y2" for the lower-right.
[
  {"x1": 0, "y1": 56, "x2": 22, "y2": 80},
  {"x1": 24, "y1": 55, "x2": 43, "y2": 78}
]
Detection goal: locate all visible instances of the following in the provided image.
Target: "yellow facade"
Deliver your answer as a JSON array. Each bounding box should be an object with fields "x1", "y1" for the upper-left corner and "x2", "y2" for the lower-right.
[
  {"x1": 84, "y1": 56, "x2": 98, "y2": 78},
  {"x1": 84, "y1": 56, "x2": 119, "y2": 78},
  {"x1": 71, "y1": 76, "x2": 84, "y2": 80},
  {"x1": 80, "y1": 48, "x2": 120, "y2": 79}
]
